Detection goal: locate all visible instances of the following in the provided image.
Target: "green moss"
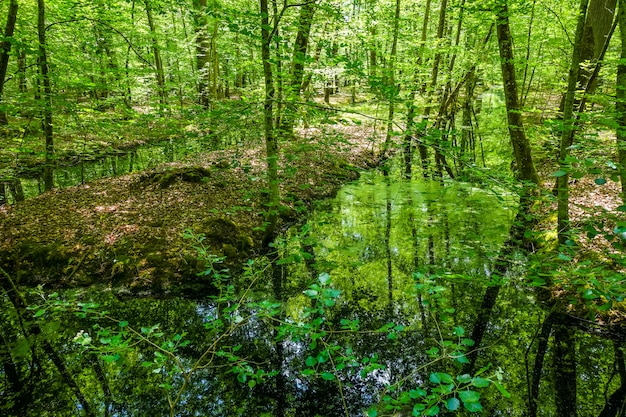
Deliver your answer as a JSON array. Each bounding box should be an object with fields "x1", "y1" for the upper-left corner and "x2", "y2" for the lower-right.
[{"x1": 139, "y1": 166, "x2": 212, "y2": 189}]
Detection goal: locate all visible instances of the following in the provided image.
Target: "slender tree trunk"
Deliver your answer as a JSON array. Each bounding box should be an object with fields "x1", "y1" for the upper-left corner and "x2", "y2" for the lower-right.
[
  {"x1": 0, "y1": 0, "x2": 18, "y2": 125},
  {"x1": 280, "y1": 1, "x2": 317, "y2": 137},
  {"x1": 193, "y1": 0, "x2": 210, "y2": 108},
  {"x1": 38, "y1": 0, "x2": 54, "y2": 192},
  {"x1": 260, "y1": 0, "x2": 279, "y2": 248},
  {"x1": 557, "y1": 0, "x2": 589, "y2": 244},
  {"x1": 617, "y1": 0, "x2": 626, "y2": 202},
  {"x1": 404, "y1": 0, "x2": 431, "y2": 179},
  {"x1": 144, "y1": 0, "x2": 166, "y2": 105},
  {"x1": 17, "y1": 49, "x2": 26, "y2": 93},
  {"x1": 383, "y1": 0, "x2": 401, "y2": 154},
  {"x1": 495, "y1": 0, "x2": 539, "y2": 184}
]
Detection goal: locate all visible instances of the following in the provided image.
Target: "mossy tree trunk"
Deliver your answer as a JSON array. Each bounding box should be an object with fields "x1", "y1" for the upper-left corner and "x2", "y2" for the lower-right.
[
  {"x1": 260, "y1": 0, "x2": 279, "y2": 248},
  {"x1": 617, "y1": 0, "x2": 626, "y2": 203},
  {"x1": 495, "y1": 0, "x2": 539, "y2": 185}
]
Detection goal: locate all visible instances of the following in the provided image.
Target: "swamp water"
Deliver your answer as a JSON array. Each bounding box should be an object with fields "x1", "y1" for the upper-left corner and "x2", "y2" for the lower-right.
[
  {"x1": 1, "y1": 168, "x2": 621, "y2": 416},
  {"x1": 6, "y1": 136, "x2": 212, "y2": 201}
]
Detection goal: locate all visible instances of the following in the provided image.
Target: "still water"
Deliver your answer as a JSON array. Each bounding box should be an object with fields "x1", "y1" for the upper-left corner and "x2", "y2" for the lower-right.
[
  {"x1": 1, "y1": 166, "x2": 621, "y2": 416},
  {"x1": 5, "y1": 136, "x2": 211, "y2": 201}
]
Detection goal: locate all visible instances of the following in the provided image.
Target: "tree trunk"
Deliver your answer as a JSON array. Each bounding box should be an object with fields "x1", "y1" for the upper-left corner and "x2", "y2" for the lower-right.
[
  {"x1": 557, "y1": 0, "x2": 589, "y2": 245},
  {"x1": 38, "y1": 0, "x2": 54, "y2": 192},
  {"x1": 193, "y1": 0, "x2": 211, "y2": 108},
  {"x1": 495, "y1": 0, "x2": 539, "y2": 184},
  {"x1": 144, "y1": 0, "x2": 166, "y2": 105},
  {"x1": 260, "y1": 0, "x2": 279, "y2": 248},
  {"x1": 383, "y1": 0, "x2": 401, "y2": 154},
  {"x1": 617, "y1": 0, "x2": 626, "y2": 202},
  {"x1": 0, "y1": 0, "x2": 18, "y2": 125},
  {"x1": 280, "y1": 1, "x2": 317, "y2": 137}
]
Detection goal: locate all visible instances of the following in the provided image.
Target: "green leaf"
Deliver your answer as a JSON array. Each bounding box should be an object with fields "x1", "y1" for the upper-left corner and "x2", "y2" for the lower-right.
[
  {"x1": 552, "y1": 170, "x2": 568, "y2": 177},
  {"x1": 303, "y1": 289, "x2": 318, "y2": 298},
  {"x1": 597, "y1": 300, "x2": 613, "y2": 311},
  {"x1": 461, "y1": 338, "x2": 475, "y2": 346},
  {"x1": 248, "y1": 379, "x2": 256, "y2": 389},
  {"x1": 464, "y1": 401, "x2": 483, "y2": 412},
  {"x1": 430, "y1": 372, "x2": 454, "y2": 384},
  {"x1": 321, "y1": 372, "x2": 335, "y2": 380},
  {"x1": 302, "y1": 369, "x2": 315, "y2": 376},
  {"x1": 318, "y1": 272, "x2": 331, "y2": 285},
  {"x1": 457, "y1": 374, "x2": 472, "y2": 383},
  {"x1": 409, "y1": 388, "x2": 427, "y2": 398},
  {"x1": 492, "y1": 380, "x2": 511, "y2": 398},
  {"x1": 326, "y1": 289, "x2": 341, "y2": 298},
  {"x1": 367, "y1": 408, "x2": 378, "y2": 417},
  {"x1": 453, "y1": 326, "x2": 465, "y2": 336},
  {"x1": 445, "y1": 397, "x2": 461, "y2": 411},
  {"x1": 459, "y1": 390, "x2": 480, "y2": 403},
  {"x1": 471, "y1": 377, "x2": 490, "y2": 388},
  {"x1": 118, "y1": 321, "x2": 129, "y2": 327},
  {"x1": 423, "y1": 405, "x2": 440, "y2": 416},
  {"x1": 305, "y1": 356, "x2": 317, "y2": 366},
  {"x1": 33, "y1": 309, "x2": 46, "y2": 318},
  {"x1": 595, "y1": 178, "x2": 607, "y2": 185}
]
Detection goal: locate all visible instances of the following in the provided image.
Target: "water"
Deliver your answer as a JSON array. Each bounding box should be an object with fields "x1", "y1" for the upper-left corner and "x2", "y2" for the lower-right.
[
  {"x1": 5, "y1": 136, "x2": 213, "y2": 201},
  {"x1": 1, "y1": 165, "x2": 621, "y2": 416}
]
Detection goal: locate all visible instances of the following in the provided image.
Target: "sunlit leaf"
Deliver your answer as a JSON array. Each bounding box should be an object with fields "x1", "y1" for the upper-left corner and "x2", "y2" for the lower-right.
[
  {"x1": 318, "y1": 272, "x2": 331, "y2": 285},
  {"x1": 303, "y1": 289, "x2": 318, "y2": 297}
]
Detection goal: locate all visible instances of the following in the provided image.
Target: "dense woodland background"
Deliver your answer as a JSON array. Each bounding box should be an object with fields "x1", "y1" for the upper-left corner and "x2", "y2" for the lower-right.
[{"x1": 2, "y1": 0, "x2": 626, "y2": 416}]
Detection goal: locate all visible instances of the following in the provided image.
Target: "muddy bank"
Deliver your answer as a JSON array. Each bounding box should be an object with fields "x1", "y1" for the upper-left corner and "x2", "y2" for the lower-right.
[{"x1": 0, "y1": 127, "x2": 382, "y2": 295}]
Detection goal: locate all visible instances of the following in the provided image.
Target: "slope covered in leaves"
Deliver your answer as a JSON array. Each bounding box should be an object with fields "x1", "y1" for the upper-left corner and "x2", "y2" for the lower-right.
[{"x1": 0, "y1": 126, "x2": 382, "y2": 295}]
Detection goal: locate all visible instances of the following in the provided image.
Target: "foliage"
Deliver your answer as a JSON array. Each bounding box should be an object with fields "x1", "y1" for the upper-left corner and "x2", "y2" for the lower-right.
[{"x1": 22, "y1": 229, "x2": 509, "y2": 416}]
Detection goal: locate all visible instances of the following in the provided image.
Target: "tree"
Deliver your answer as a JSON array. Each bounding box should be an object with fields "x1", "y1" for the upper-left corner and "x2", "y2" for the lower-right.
[
  {"x1": 617, "y1": 0, "x2": 626, "y2": 201},
  {"x1": 38, "y1": 0, "x2": 54, "y2": 192},
  {"x1": 0, "y1": 0, "x2": 18, "y2": 125},
  {"x1": 494, "y1": 0, "x2": 539, "y2": 184}
]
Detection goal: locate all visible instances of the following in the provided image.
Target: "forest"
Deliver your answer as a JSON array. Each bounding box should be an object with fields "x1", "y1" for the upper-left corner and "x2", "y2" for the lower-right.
[{"x1": 1, "y1": 0, "x2": 626, "y2": 416}]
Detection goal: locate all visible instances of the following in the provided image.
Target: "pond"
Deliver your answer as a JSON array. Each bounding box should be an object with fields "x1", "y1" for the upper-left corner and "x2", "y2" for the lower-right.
[
  {"x1": 1, "y1": 164, "x2": 622, "y2": 416},
  {"x1": 2, "y1": 135, "x2": 212, "y2": 202}
]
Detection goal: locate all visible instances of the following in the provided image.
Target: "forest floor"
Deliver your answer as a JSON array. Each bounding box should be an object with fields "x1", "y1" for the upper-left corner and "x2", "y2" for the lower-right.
[{"x1": 0, "y1": 124, "x2": 384, "y2": 295}]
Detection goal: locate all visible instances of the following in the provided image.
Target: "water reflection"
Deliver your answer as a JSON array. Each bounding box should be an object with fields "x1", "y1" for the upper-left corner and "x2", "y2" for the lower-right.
[
  {"x1": 0, "y1": 137, "x2": 212, "y2": 203},
  {"x1": 1, "y1": 168, "x2": 624, "y2": 416}
]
